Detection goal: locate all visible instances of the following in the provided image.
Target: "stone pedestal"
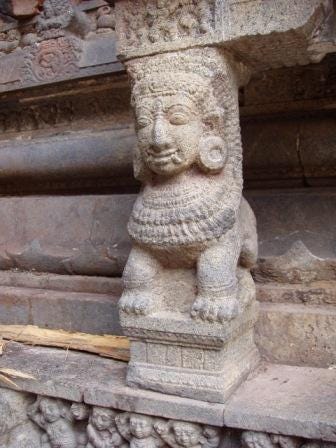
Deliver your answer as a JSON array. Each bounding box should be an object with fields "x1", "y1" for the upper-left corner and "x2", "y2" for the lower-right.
[{"x1": 123, "y1": 303, "x2": 259, "y2": 403}]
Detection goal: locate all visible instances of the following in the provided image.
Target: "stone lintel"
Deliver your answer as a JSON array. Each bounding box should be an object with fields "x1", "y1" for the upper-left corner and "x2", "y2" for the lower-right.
[
  {"x1": 1, "y1": 342, "x2": 336, "y2": 442},
  {"x1": 115, "y1": 0, "x2": 334, "y2": 70}
]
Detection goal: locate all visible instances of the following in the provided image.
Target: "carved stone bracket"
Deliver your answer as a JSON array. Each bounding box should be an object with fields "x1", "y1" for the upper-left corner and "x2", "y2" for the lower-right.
[
  {"x1": 114, "y1": 0, "x2": 336, "y2": 404},
  {"x1": 117, "y1": 44, "x2": 259, "y2": 403}
]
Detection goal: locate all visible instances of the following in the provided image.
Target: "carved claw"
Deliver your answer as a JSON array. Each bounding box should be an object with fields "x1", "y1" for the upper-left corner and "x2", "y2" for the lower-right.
[
  {"x1": 119, "y1": 290, "x2": 155, "y2": 316},
  {"x1": 191, "y1": 295, "x2": 239, "y2": 323}
]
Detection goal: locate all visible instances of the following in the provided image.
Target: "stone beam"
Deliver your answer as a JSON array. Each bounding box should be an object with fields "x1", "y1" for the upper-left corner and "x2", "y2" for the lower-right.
[{"x1": 115, "y1": 0, "x2": 335, "y2": 70}]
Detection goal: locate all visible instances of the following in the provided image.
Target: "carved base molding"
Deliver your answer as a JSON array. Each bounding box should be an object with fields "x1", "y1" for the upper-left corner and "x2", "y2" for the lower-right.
[
  {"x1": 123, "y1": 304, "x2": 259, "y2": 403},
  {"x1": 0, "y1": 387, "x2": 334, "y2": 448}
]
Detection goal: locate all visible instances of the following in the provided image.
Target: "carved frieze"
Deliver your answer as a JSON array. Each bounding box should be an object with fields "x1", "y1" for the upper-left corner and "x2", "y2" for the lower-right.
[
  {"x1": 116, "y1": 0, "x2": 216, "y2": 55},
  {"x1": 1, "y1": 390, "x2": 333, "y2": 448},
  {"x1": 0, "y1": 0, "x2": 118, "y2": 91}
]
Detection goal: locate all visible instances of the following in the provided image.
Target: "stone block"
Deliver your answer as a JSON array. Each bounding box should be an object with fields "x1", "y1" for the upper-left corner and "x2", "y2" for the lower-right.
[
  {"x1": 0, "y1": 194, "x2": 134, "y2": 276},
  {"x1": 300, "y1": 117, "x2": 336, "y2": 184},
  {"x1": 245, "y1": 188, "x2": 336, "y2": 259},
  {"x1": 256, "y1": 302, "x2": 336, "y2": 368},
  {"x1": 242, "y1": 119, "x2": 303, "y2": 188},
  {"x1": 257, "y1": 281, "x2": 336, "y2": 306},
  {"x1": 225, "y1": 363, "x2": 336, "y2": 442}
]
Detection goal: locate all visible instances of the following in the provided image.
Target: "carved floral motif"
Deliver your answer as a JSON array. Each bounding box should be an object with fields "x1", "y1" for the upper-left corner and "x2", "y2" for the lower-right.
[{"x1": 24, "y1": 36, "x2": 81, "y2": 82}]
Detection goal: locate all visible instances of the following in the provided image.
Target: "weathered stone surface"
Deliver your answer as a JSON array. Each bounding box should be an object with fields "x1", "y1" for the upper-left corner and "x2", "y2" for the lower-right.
[
  {"x1": 257, "y1": 281, "x2": 336, "y2": 306},
  {"x1": 115, "y1": 0, "x2": 334, "y2": 70},
  {"x1": 225, "y1": 363, "x2": 336, "y2": 442},
  {"x1": 0, "y1": 194, "x2": 133, "y2": 276},
  {"x1": 246, "y1": 189, "x2": 336, "y2": 260},
  {"x1": 0, "y1": 188, "x2": 331, "y2": 281},
  {"x1": 256, "y1": 302, "x2": 336, "y2": 368},
  {"x1": 0, "y1": 129, "x2": 135, "y2": 183},
  {"x1": 0, "y1": 388, "x2": 42, "y2": 448},
  {"x1": 1, "y1": 343, "x2": 336, "y2": 443},
  {"x1": 0, "y1": 342, "x2": 225, "y2": 426},
  {"x1": 0, "y1": 286, "x2": 122, "y2": 334},
  {"x1": 0, "y1": 1, "x2": 122, "y2": 93}
]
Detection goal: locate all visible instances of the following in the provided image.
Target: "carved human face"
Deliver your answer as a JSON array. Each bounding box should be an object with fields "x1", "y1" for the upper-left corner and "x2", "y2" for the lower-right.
[
  {"x1": 130, "y1": 414, "x2": 153, "y2": 438},
  {"x1": 91, "y1": 407, "x2": 115, "y2": 431},
  {"x1": 136, "y1": 93, "x2": 202, "y2": 177},
  {"x1": 40, "y1": 399, "x2": 61, "y2": 423},
  {"x1": 172, "y1": 422, "x2": 201, "y2": 447},
  {"x1": 70, "y1": 403, "x2": 88, "y2": 421}
]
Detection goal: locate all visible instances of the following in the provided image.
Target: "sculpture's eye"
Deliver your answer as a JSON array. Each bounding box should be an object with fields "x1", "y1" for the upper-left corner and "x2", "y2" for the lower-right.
[
  {"x1": 137, "y1": 116, "x2": 152, "y2": 128},
  {"x1": 168, "y1": 106, "x2": 191, "y2": 125}
]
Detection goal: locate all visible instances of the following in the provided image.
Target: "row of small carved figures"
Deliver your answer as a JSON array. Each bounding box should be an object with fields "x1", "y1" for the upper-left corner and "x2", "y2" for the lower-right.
[{"x1": 26, "y1": 396, "x2": 334, "y2": 448}]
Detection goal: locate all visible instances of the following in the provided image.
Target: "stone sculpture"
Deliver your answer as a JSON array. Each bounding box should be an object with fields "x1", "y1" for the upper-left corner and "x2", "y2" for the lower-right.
[
  {"x1": 0, "y1": 389, "x2": 42, "y2": 448},
  {"x1": 118, "y1": 46, "x2": 259, "y2": 402},
  {"x1": 116, "y1": 412, "x2": 165, "y2": 448},
  {"x1": 27, "y1": 396, "x2": 77, "y2": 448},
  {"x1": 70, "y1": 402, "x2": 90, "y2": 447},
  {"x1": 155, "y1": 420, "x2": 221, "y2": 448},
  {"x1": 86, "y1": 406, "x2": 127, "y2": 448},
  {"x1": 120, "y1": 47, "x2": 257, "y2": 323},
  {"x1": 36, "y1": 0, "x2": 91, "y2": 39}
]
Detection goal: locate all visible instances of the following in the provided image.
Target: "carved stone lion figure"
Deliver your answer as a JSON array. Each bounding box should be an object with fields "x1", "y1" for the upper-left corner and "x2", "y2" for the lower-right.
[{"x1": 119, "y1": 47, "x2": 257, "y2": 323}]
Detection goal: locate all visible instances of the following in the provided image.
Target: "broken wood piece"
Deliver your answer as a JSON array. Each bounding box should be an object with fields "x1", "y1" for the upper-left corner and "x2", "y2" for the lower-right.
[{"x1": 0, "y1": 325, "x2": 130, "y2": 362}]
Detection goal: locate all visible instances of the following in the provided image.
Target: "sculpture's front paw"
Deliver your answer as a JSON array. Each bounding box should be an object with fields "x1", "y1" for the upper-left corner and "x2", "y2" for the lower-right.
[
  {"x1": 191, "y1": 295, "x2": 239, "y2": 323},
  {"x1": 119, "y1": 290, "x2": 155, "y2": 315}
]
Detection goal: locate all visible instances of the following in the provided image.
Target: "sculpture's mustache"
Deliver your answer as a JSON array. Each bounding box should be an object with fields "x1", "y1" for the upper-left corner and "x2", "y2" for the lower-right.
[{"x1": 146, "y1": 148, "x2": 183, "y2": 165}]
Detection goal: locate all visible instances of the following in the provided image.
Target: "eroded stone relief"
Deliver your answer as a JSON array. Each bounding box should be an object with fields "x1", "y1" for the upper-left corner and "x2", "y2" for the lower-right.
[
  {"x1": 0, "y1": 0, "x2": 116, "y2": 88},
  {"x1": 1, "y1": 392, "x2": 332, "y2": 448},
  {"x1": 116, "y1": 0, "x2": 215, "y2": 51}
]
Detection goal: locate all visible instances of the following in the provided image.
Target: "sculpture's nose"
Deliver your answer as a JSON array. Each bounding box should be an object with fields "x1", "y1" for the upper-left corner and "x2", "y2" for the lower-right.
[{"x1": 152, "y1": 116, "x2": 172, "y2": 152}]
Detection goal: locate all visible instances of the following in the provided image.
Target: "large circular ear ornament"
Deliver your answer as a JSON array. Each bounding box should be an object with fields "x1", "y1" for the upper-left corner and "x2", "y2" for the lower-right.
[{"x1": 198, "y1": 136, "x2": 227, "y2": 173}]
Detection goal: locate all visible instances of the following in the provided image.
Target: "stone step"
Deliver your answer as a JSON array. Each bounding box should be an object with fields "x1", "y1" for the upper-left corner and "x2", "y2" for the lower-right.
[
  {"x1": 0, "y1": 342, "x2": 335, "y2": 442},
  {"x1": 0, "y1": 275, "x2": 335, "y2": 368},
  {"x1": 0, "y1": 283, "x2": 122, "y2": 335}
]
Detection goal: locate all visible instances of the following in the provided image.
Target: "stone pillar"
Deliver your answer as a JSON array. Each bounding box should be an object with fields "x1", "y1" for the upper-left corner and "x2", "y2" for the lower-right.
[{"x1": 114, "y1": 0, "x2": 334, "y2": 403}]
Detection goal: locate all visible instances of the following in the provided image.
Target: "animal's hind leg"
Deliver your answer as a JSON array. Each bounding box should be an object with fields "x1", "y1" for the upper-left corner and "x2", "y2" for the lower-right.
[{"x1": 191, "y1": 222, "x2": 241, "y2": 323}]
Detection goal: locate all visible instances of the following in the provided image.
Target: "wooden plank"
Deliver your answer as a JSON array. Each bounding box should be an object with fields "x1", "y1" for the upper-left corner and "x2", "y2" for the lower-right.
[{"x1": 0, "y1": 325, "x2": 130, "y2": 361}]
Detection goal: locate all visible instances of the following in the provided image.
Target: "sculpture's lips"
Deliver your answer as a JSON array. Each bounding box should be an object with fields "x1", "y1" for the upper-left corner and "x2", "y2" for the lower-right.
[{"x1": 148, "y1": 148, "x2": 178, "y2": 165}]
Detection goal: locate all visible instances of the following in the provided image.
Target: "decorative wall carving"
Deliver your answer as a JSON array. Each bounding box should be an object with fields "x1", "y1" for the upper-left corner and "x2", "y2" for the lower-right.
[
  {"x1": 0, "y1": 84, "x2": 130, "y2": 135},
  {"x1": 24, "y1": 36, "x2": 82, "y2": 82},
  {"x1": 24, "y1": 396, "x2": 224, "y2": 448},
  {"x1": 116, "y1": 0, "x2": 215, "y2": 52},
  {"x1": 241, "y1": 431, "x2": 335, "y2": 448},
  {"x1": 0, "y1": 392, "x2": 329, "y2": 448},
  {"x1": 0, "y1": 0, "x2": 117, "y2": 89}
]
